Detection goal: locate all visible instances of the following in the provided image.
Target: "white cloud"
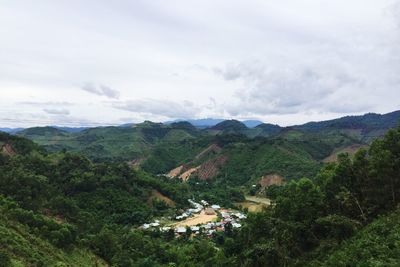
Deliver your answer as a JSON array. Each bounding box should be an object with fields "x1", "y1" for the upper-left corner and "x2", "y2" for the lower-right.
[
  {"x1": 19, "y1": 101, "x2": 74, "y2": 106},
  {"x1": 81, "y1": 83, "x2": 120, "y2": 99},
  {"x1": 216, "y1": 60, "x2": 373, "y2": 116},
  {"x1": 0, "y1": 0, "x2": 399, "y2": 126},
  {"x1": 43, "y1": 108, "x2": 70, "y2": 115},
  {"x1": 112, "y1": 99, "x2": 201, "y2": 119}
]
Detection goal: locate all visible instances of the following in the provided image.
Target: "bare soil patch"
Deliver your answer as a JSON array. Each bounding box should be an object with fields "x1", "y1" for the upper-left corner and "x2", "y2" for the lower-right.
[
  {"x1": 171, "y1": 210, "x2": 217, "y2": 227},
  {"x1": 179, "y1": 166, "x2": 200, "y2": 181},
  {"x1": 258, "y1": 174, "x2": 284, "y2": 188},
  {"x1": 245, "y1": 196, "x2": 271, "y2": 205},
  {"x1": 1, "y1": 144, "x2": 16, "y2": 156},
  {"x1": 197, "y1": 155, "x2": 228, "y2": 180},
  {"x1": 167, "y1": 165, "x2": 184, "y2": 177},
  {"x1": 235, "y1": 201, "x2": 265, "y2": 213},
  {"x1": 148, "y1": 190, "x2": 176, "y2": 207},
  {"x1": 236, "y1": 196, "x2": 271, "y2": 213}
]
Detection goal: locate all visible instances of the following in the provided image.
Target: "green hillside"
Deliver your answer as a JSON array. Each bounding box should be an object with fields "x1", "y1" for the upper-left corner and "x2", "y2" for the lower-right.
[
  {"x1": 0, "y1": 196, "x2": 106, "y2": 267},
  {"x1": 309, "y1": 209, "x2": 400, "y2": 266},
  {"x1": 162, "y1": 129, "x2": 361, "y2": 190},
  {"x1": 2, "y1": 123, "x2": 400, "y2": 266},
  {"x1": 13, "y1": 121, "x2": 376, "y2": 192},
  {"x1": 18, "y1": 123, "x2": 201, "y2": 163},
  {"x1": 0, "y1": 133, "x2": 235, "y2": 266},
  {"x1": 219, "y1": 126, "x2": 400, "y2": 266}
]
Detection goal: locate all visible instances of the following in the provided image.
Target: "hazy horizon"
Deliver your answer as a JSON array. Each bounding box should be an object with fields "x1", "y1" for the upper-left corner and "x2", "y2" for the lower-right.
[{"x1": 1, "y1": 109, "x2": 399, "y2": 130}]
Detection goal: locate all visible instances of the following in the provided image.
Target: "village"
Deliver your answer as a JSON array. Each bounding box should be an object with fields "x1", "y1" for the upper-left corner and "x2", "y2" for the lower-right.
[{"x1": 141, "y1": 199, "x2": 247, "y2": 237}]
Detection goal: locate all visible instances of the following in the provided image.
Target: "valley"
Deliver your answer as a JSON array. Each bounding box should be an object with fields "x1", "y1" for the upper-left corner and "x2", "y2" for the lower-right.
[
  {"x1": 1, "y1": 111, "x2": 400, "y2": 266},
  {"x1": 2, "y1": 0, "x2": 399, "y2": 265}
]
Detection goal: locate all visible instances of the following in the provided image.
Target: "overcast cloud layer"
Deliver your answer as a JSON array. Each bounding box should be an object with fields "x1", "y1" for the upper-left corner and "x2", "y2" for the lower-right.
[{"x1": 1, "y1": 0, "x2": 399, "y2": 127}]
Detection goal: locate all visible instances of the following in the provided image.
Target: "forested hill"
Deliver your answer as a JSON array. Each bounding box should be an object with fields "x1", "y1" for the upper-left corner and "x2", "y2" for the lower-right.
[
  {"x1": 292, "y1": 110, "x2": 400, "y2": 142},
  {"x1": 226, "y1": 126, "x2": 400, "y2": 266},
  {"x1": 0, "y1": 132, "x2": 195, "y2": 266},
  {"x1": 1, "y1": 124, "x2": 400, "y2": 265},
  {"x1": 15, "y1": 110, "x2": 400, "y2": 156},
  {"x1": 8, "y1": 110, "x2": 398, "y2": 192}
]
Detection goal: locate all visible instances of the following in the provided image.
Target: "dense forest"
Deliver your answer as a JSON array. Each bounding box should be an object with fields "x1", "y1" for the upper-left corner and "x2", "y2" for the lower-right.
[{"x1": 1, "y1": 123, "x2": 400, "y2": 266}]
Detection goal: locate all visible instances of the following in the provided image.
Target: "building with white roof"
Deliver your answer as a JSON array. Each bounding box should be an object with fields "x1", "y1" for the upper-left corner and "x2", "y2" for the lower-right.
[{"x1": 176, "y1": 227, "x2": 187, "y2": 234}]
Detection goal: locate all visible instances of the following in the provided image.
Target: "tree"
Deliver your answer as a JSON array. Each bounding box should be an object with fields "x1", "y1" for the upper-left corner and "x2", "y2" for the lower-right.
[{"x1": 0, "y1": 251, "x2": 11, "y2": 267}]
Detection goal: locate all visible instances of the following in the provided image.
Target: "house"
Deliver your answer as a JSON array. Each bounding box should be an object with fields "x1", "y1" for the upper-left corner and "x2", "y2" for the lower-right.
[
  {"x1": 205, "y1": 208, "x2": 215, "y2": 215},
  {"x1": 204, "y1": 224, "x2": 212, "y2": 230},
  {"x1": 176, "y1": 227, "x2": 187, "y2": 234},
  {"x1": 220, "y1": 212, "x2": 230, "y2": 218},
  {"x1": 232, "y1": 223, "x2": 242, "y2": 228},
  {"x1": 201, "y1": 200, "x2": 209, "y2": 206},
  {"x1": 238, "y1": 214, "x2": 246, "y2": 219},
  {"x1": 207, "y1": 230, "x2": 215, "y2": 235},
  {"x1": 142, "y1": 223, "x2": 150, "y2": 229},
  {"x1": 211, "y1": 205, "x2": 220, "y2": 210},
  {"x1": 190, "y1": 226, "x2": 200, "y2": 231}
]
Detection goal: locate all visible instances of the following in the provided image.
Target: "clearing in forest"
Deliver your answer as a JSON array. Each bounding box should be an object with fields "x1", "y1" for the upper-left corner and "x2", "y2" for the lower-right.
[
  {"x1": 171, "y1": 210, "x2": 217, "y2": 227},
  {"x1": 235, "y1": 196, "x2": 271, "y2": 213}
]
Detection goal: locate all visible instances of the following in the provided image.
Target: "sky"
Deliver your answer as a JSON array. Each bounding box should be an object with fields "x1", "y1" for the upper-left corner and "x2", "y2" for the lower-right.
[{"x1": 1, "y1": 0, "x2": 399, "y2": 127}]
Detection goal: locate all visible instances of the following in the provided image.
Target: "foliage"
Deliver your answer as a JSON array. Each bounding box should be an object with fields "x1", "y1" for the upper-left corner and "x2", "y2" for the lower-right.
[
  {"x1": 2, "y1": 125, "x2": 400, "y2": 266},
  {"x1": 222, "y1": 126, "x2": 400, "y2": 266}
]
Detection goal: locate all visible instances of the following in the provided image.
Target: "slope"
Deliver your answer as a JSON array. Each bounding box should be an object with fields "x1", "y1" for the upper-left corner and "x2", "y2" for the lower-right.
[
  {"x1": 308, "y1": 209, "x2": 400, "y2": 266},
  {"x1": 0, "y1": 196, "x2": 107, "y2": 267},
  {"x1": 17, "y1": 122, "x2": 200, "y2": 162}
]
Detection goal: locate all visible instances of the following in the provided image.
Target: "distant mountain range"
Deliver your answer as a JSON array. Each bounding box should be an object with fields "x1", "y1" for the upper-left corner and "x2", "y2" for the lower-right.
[
  {"x1": 1, "y1": 119, "x2": 263, "y2": 134},
  {"x1": 165, "y1": 118, "x2": 264, "y2": 128},
  {"x1": 8, "y1": 110, "x2": 399, "y2": 181},
  {"x1": 0, "y1": 126, "x2": 88, "y2": 134},
  {"x1": 0, "y1": 127, "x2": 25, "y2": 134},
  {"x1": 4, "y1": 111, "x2": 399, "y2": 135}
]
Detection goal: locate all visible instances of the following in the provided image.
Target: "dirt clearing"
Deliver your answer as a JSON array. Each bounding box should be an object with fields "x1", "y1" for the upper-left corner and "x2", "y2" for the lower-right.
[
  {"x1": 235, "y1": 196, "x2": 271, "y2": 213},
  {"x1": 170, "y1": 210, "x2": 217, "y2": 227},
  {"x1": 245, "y1": 196, "x2": 271, "y2": 205},
  {"x1": 148, "y1": 190, "x2": 176, "y2": 207}
]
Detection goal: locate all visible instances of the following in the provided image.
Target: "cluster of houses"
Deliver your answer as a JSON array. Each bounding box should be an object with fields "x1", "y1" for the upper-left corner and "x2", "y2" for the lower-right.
[
  {"x1": 175, "y1": 199, "x2": 205, "y2": 220},
  {"x1": 140, "y1": 199, "x2": 247, "y2": 237},
  {"x1": 183, "y1": 209, "x2": 246, "y2": 236}
]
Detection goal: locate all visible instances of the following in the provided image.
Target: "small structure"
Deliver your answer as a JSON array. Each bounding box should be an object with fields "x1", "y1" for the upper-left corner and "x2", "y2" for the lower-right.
[
  {"x1": 220, "y1": 212, "x2": 230, "y2": 218},
  {"x1": 211, "y1": 205, "x2": 220, "y2": 210},
  {"x1": 190, "y1": 226, "x2": 200, "y2": 231},
  {"x1": 205, "y1": 208, "x2": 216, "y2": 215},
  {"x1": 200, "y1": 200, "x2": 209, "y2": 206},
  {"x1": 232, "y1": 223, "x2": 242, "y2": 228},
  {"x1": 176, "y1": 227, "x2": 187, "y2": 234}
]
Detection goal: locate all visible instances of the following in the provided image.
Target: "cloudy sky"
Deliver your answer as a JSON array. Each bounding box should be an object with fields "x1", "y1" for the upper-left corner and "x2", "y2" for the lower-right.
[{"x1": 1, "y1": 0, "x2": 399, "y2": 127}]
